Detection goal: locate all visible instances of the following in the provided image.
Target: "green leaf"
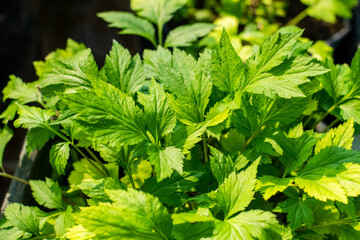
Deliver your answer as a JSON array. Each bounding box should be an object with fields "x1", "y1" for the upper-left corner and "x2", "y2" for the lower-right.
[
  {"x1": 49, "y1": 142, "x2": 70, "y2": 176},
  {"x1": 78, "y1": 177, "x2": 123, "y2": 203},
  {"x1": 211, "y1": 29, "x2": 245, "y2": 95},
  {"x1": 2, "y1": 75, "x2": 39, "y2": 104},
  {"x1": 130, "y1": 0, "x2": 187, "y2": 29},
  {"x1": 40, "y1": 49, "x2": 98, "y2": 90},
  {"x1": 316, "y1": 58, "x2": 351, "y2": 100},
  {"x1": 144, "y1": 48, "x2": 212, "y2": 125},
  {"x1": 143, "y1": 171, "x2": 203, "y2": 206},
  {"x1": 104, "y1": 40, "x2": 146, "y2": 93},
  {"x1": 277, "y1": 194, "x2": 314, "y2": 229},
  {"x1": 4, "y1": 203, "x2": 40, "y2": 236},
  {"x1": 315, "y1": 119, "x2": 354, "y2": 154},
  {"x1": 97, "y1": 12, "x2": 156, "y2": 46},
  {"x1": 336, "y1": 198, "x2": 357, "y2": 221},
  {"x1": 340, "y1": 100, "x2": 360, "y2": 124},
  {"x1": 339, "y1": 224, "x2": 360, "y2": 240},
  {"x1": 138, "y1": 80, "x2": 176, "y2": 142},
  {"x1": 55, "y1": 206, "x2": 75, "y2": 239},
  {"x1": 212, "y1": 210, "x2": 287, "y2": 240},
  {"x1": 301, "y1": 0, "x2": 357, "y2": 23},
  {"x1": 172, "y1": 123, "x2": 208, "y2": 154},
  {"x1": 95, "y1": 142, "x2": 146, "y2": 169},
  {"x1": 148, "y1": 146, "x2": 184, "y2": 181},
  {"x1": 63, "y1": 79, "x2": 146, "y2": 146},
  {"x1": 216, "y1": 159, "x2": 259, "y2": 219},
  {"x1": 296, "y1": 148, "x2": 360, "y2": 203},
  {"x1": 68, "y1": 159, "x2": 118, "y2": 190},
  {"x1": 13, "y1": 105, "x2": 56, "y2": 129},
  {"x1": 165, "y1": 23, "x2": 215, "y2": 48},
  {"x1": 0, "y1": 126, "x2": 13, "y2": 171},
  {"x1": 172, "y1": 208, "x2": 215, "y2": 224},
  {"x1": 29, "y1": 178, "x2": 63, "y2": 209},
  {"x1": 245, "y1": 31, "x2": 328, "y2": 98},
  {"x1": 278, "y1": 125, "x2": 319, "y2": 176},
  {"x1": 172, "y1": 222, "x2": 214, "y2": 240},
  {"x1": 77, "y1": 188, "x2": 172, "y2": 240},
  {"x1": 209, "y1": 146, "x2": 235, "y2": 184},
  {"x1": 256, "y1": 176, "x2": 292, "y2": 200},
  {"x1": 26, "y1": 128, "x2": 56, "y2": 154}
]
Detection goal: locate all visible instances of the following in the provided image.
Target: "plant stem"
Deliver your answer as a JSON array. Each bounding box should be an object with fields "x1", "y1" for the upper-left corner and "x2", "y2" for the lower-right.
[
  {"x1": 45, "y1": 125, "x2": 109, "y2": 178},
  {"x1": 158, "y1": 23, "x2": 163, "y2": 47},
  {"x1": 303, "y1": 112, "x2": 314, "y2": 128},
  {"x1": 287, "y1": 9, "x2": 308, "y2": 26},
  {"x1": 311, "y1": 104, "x2": 337, "y2": 130},
  {"x1": 0, "y1": 172, "x2": 30, "y2": 186},
  {"x1": 85, "y1": 147, "x2": 110, "y2": 176},
  {"x1": 322, "y1": 118, "x2": 340, "y2": 133},
  {"x1": 126, "y1": 166, "x2": 137, "y2": 189},
  {"x1": 241, "y1": 125, "x2": 266, "y2": 152},
  {"x1": 202, "y1": 133, "x2": 209, "y2": 163}
]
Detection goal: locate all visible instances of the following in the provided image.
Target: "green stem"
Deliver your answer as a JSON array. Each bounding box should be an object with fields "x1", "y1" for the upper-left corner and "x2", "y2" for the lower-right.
[
  {"x1": 30, "y1": 234, "x2": 56, "y2": 239},
  {"x1": 296, "y1": 217, "x2": 360, "y2": 232},
  {"x1": 0, "y1": 172, "x2": 30, "y2": 185},
  {"x1": 303, "y1": 112, "x2": 315, "y2": 128},
  {"x1": 311, "y1": 104, "x2": 337, "y2": 130},
  {"x1": 158, "y1": 23, "x2": 163, "y2": 47},
  {"x1": 126, "y1": 166, "x2": 137, "y2": 189},
  {"x1": 203, "y1": 133, "x2": 209, "y2": 163},
  {"x1": 45, "y1": 125, "x2": 108, "y2": 178},
  {"x1": 322, "y1": 118, "x2": 340, "y2": 133},
  {"x1": 241, "y1": 125, "x2": 266, "y2": 152},
  {"x1": 85, "y1": 147, "x2": 110, "y2": 176},
  {"x1": 287, "y1": 9, "x2": 308, "y2": 26}
]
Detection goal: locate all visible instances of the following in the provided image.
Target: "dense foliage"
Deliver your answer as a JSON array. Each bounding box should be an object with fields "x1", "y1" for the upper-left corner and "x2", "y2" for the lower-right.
[{"x1": 1, "y1": 1, "x2": 360, "y2": 240}]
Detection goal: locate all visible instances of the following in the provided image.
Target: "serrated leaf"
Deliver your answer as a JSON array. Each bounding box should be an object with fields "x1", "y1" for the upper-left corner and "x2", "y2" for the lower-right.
[
  {"x1": 244, "y1": 31, "x2": 328, "y2": 98},
  {"x1": 4, "y1": 203, "x2": 40, "y2": 236},
  {"x1": 336, "y1": 198, "x2": 357, "y2": 221},
  {"x1": 256, "y1": 176, "x2": 292, "y2": 200},
  {"x1": 76, "y1": 189, "x2": 172, "y2": 240},
  {"x1": 0, "y1": 126, "x2": 13, "y2": 171},
  {"x1": 40, "y1": 49, "x2": 98, "y2": 90},
  {"x1": 212, "y1": 210, "x2": 287, "y2": 240},
  {"x1": 301, "y1": 0, "x2": 357, "y2": 23},
  {"x1": 165, "y1": 23, "x2": 215, "y2": 48},
  {"x1": 172, "y1": 208, "x2": 215, "y2": 224},
  {"x1": 26, "y1": 128, "x2": 56, "y2": 154},
  {"x1": 78, "y1": 178, "x2": 123, "y2": 203},
  {"x1": 95, "y1": 142, "x2": 146, "y2": 169},
  {"x1": 216, "y1": 159, "x2": 259, "y2": 219},
  {"x1": 29, "y1": 178, "x2": 63, "y2": 209},
  {"x1": 315, "y1": 119, "x2": 354, "y2": 154},
  {"x1": 98, "y1": 12, "x2": 156, "y2": 46},
  {"x1": 138, "y1": 79, "x2": 176, "y2": 142},
  {"x1": 63, "y1": 79, "x2": 146, "y2": 146},
  {"x1": 55, "y1": 206, "x2": 75, "y2": 239},
  {"x1": 144, "y1": 48, "x2": 212, "y2": 125},
  {"x1": 172, "y1": 222, "x2": 214, "y2": 240},
  {"x1": 316, "y1": 58, "x2": 351, "y2": 100},
  {"x1": 143, "y1": 171, "x2": 203, "y2": 206},
  {"x1": 68, "y1": 159, "x2": 118, "y2": 191},
  {"x1": 13, "y1": 105, "x2": 56, "y2": 129},
  {"x1": 148, "y1": 146, "x2": 184, "y2": 181},
  {"x1": 49, "y1": 142, "x2": 70, "y2": 175},
  {"x1": 277, "y1": 195, "x2": 314, "y2": 229},
  {"x1": 339, "y1": 224, "x2": 360, "y2": 240},
  {"x1": 131, "y1": 0, "x2": 186, "y2": 30},
  {"x1": 172, "y1": 123, "x2": 208, "y2": 154},
  {"x1": 296, "y1": 148, "x2": 360, "y2": 203},
  {"x1": 2, "y1": 75, "x2": 39, "y2": 104},
  {"x1": 340, "y1": 100, "x2": 360, "y2": 124},
  {"x1": 209, "y1": 146, "x2": 235, "y2": 184},
  {"x1": 211, "y1": 29, "x2": 245, "y2": 95},
  {"x1": 104, "y1": 40, "x2": 146, "y2": 93}
]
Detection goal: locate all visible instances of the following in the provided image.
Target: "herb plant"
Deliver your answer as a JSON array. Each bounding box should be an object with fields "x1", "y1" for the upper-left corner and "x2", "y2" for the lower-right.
[
  {"x1": 97, "y1": 0, "x2": 214, "y2": 48},
  {"x1": 2, "y1": 17, "x2": 360, "y2": 240}
]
